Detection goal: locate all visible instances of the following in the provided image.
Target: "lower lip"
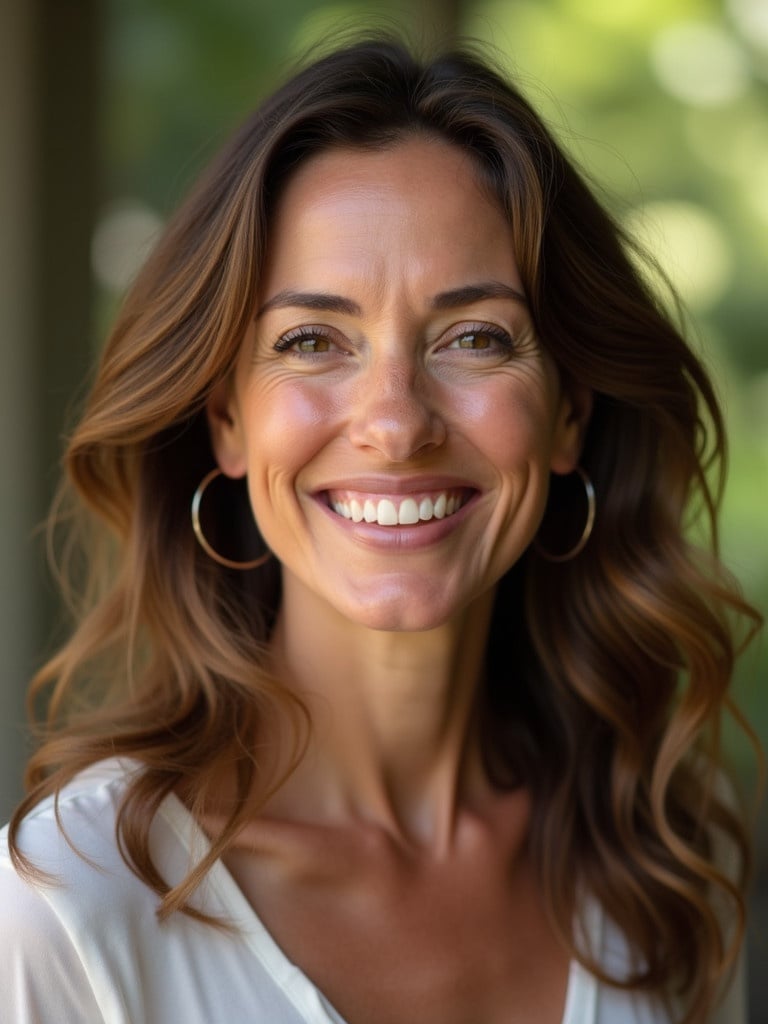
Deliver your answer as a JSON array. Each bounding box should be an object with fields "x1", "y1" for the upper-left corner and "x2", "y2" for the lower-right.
[{"x1": 314, "y1": 493, "x2": 479, "y2": 549}]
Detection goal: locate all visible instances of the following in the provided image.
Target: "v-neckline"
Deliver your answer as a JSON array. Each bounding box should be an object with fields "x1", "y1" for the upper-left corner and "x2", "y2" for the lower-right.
[{"x1": 159, "y1": 790, "x2": 600, "y2": 1024}]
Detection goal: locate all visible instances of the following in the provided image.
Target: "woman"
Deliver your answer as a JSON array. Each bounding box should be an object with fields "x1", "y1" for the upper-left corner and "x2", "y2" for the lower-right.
[{"x1": 0, "y1": 36, "x2": 760, "y2": 1024}]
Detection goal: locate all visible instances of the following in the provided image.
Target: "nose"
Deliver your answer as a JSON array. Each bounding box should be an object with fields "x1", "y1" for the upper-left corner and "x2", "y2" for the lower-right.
[{"x1": 347, "y1": 357, "x2": 447, "y2": 461}]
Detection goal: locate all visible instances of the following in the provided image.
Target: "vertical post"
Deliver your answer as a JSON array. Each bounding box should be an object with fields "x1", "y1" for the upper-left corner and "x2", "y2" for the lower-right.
[
  {"x1": 0, "y1": 0, "x2": 38, "y2": 821},
  {"x1": 35, "y1": 0, "x2": 101, "y2": 468},
  {"x1": 0, "y1": 0, "x2": 100, "y2": 821}
]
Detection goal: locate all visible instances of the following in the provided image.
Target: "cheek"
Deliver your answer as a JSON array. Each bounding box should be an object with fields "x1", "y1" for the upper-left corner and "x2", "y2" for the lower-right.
[
  {"x1": 238, "y1": 378, "x2": 345, "y2": 531},
  {"x1": 451, "y1": 379, "x2": 557, "y2": 472},
  {"x1": 242, "y1": 378, "x2": 336, "y2": 465}
]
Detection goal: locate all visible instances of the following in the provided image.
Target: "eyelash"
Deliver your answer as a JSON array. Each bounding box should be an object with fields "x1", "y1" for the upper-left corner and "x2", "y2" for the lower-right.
[{"x1": 272, "y1": 322, "x2": 516, "y2": 356}]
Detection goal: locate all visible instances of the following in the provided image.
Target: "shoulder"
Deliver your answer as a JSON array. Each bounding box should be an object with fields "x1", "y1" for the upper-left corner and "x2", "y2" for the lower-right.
[
  {"x1": 0, "y1": 762, "x2": 137, "y2": 1024},
  {"x1": 4, "y1": 758, "x2": 138, "y2": 868},
  {"x1": 591, "y1": 912, "x2": 742, "y2": 1023},
  {"x1": 0, "y1": 759, "x2": 184, "y2": 946},
  {"x1": 587, "y1": 855, "x2": 748, "y2": 1024},
  {"x1": 0, "y1": 855, "x2": 105, "y2": 1022},
  {"x1": 0, "y1": 760, "x2": 155, "y2": 1023},
  {"x1": 0, "y1": 761, "x2": 312, "y2": 1024}
]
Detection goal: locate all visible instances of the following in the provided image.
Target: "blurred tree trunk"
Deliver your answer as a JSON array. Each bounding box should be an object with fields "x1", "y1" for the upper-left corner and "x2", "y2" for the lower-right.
[
  {"x1": 35, "y1": 0, "x2": 102, "y2": 487},
  {"x1": 0, "y1": 0, "x2": 38, "y2": 820},
  {"x1": 0, "y1": 0, "x2": 101, "y2": 819}
]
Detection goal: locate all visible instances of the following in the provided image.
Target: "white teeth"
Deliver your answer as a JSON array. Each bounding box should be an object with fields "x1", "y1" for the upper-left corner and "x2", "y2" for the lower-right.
[
  {"x1": 377, "y1": 499, "x2": 398, "y2": 526},
  {"x1": 398, "y1": 497, "x2": 420, "y2": 525},
  {"x1": 332, "y1": 491, "x2": 465, "y2": 526}
]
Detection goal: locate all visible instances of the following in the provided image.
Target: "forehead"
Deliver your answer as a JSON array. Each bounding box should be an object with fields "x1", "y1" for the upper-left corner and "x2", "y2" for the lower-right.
[
  {"x1": 260, "y1": 137, "x2": 520, "y2": 296},
  {"x1": 269, "y1": 135, "x2": 504, "y2": 229}
]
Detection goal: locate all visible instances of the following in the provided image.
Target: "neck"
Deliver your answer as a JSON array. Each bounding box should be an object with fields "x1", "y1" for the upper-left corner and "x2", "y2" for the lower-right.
[{"x1": 264, "y1": 571, "x2": 497, "y2": 851}]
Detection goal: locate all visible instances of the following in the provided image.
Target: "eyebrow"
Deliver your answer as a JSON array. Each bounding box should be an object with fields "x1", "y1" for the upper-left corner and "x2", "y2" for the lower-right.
[
  {"x1": 256, "y1": 290, "x2": 361, "y2": 318},
  {"x1": 255, "y1": 280, "x2": 528, "y2": 319},
  {"x1": 430, "y1": 282, "x2": 528, "y2": 309}
]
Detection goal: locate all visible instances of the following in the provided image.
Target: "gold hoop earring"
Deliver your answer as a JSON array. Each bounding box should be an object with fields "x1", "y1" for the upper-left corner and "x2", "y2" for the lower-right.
[
  {"x1": 534, "y1": 466, "x2": 596, "y2": 563},
  {"x1": 191, "y1": 468, "x2": 271, "y2": 570}
]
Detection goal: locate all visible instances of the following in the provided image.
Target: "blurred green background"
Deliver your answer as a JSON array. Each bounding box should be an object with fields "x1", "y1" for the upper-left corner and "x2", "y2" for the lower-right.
[{"x1": 1, "y1": 0, "x2": 765, "y2": 1017}]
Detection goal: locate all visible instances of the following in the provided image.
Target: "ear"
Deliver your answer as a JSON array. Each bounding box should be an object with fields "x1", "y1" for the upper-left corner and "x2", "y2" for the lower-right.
[
  {"x1": 206, "y1": 378, "x2": 248, "y2": 479},
  {"x1": 549, "y1": 382, "x2": 593, "y2": 475}
]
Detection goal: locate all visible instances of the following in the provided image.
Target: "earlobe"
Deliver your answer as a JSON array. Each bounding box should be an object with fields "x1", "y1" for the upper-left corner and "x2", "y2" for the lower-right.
[
  {"x1": 206, "y1": 380, "x2": 247, "y2": 479},
  {"x1": 550, "y1": 384, "x2": 593, "y2": 475}
]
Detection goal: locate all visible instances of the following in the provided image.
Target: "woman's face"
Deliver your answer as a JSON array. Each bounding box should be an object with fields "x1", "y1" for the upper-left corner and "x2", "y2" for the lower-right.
[{"x1": 208, "y1": 136, "x2": 590, "y2": 632}]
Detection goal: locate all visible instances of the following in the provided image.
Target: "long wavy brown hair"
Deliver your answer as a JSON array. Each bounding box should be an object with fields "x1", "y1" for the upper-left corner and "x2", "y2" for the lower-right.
[{"x1": 10, "y1": 36, "x2": 761, "y2": 1022}]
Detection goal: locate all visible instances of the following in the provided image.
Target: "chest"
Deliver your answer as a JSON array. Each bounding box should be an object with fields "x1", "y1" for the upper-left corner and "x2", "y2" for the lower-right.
[{"x1": 222, "y1": 837, "x2": 571, "y2": 1024}]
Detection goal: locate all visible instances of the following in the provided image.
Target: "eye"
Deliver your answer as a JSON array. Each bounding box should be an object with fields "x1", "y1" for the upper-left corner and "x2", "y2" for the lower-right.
[
  {"x1": 448, "y1": 332, "x2": 492, "y2": 350},
  {"x1": 442, "y1": 323, "x2": 514, "y2": 353},
  {"x1": 274, "y1": 326, "x2": 339, "y2": 356}
]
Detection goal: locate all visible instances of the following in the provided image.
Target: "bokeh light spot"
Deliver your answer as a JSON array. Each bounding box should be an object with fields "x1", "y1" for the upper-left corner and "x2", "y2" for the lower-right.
[
  {"x1": 650, "y1": 21, "x2": 750, "y2": 107},
  {"x1": 91, "y1": 200, "x2": 164, "y2": 294},
  {"x1": 728, "y1": 0, "x2": 768, "y2": 51},
  {"x1": 625, "y1": 200, "x2": 733, "y2": 309}
]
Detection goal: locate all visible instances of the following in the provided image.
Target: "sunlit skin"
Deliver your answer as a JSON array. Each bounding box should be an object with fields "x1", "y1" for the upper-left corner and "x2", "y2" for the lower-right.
[{"x1": 206, "y1": 137, "x2": 592, "y2": 1024}]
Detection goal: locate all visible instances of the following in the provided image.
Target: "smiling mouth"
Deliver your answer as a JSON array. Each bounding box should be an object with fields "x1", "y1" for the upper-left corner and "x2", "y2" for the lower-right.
[{"x1": 326, "y1": 489, "x2": 472, "y2": 527}]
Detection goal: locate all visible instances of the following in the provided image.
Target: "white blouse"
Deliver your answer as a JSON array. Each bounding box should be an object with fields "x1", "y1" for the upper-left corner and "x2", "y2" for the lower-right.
[{"x1": 0, "y1": 760, "x2": 745, "y2": 1023}]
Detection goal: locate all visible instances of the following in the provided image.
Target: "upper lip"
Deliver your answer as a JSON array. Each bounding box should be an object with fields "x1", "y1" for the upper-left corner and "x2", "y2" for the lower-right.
[{"x1": 313, "y1": 474, "x2": 479, "y2": 497}]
